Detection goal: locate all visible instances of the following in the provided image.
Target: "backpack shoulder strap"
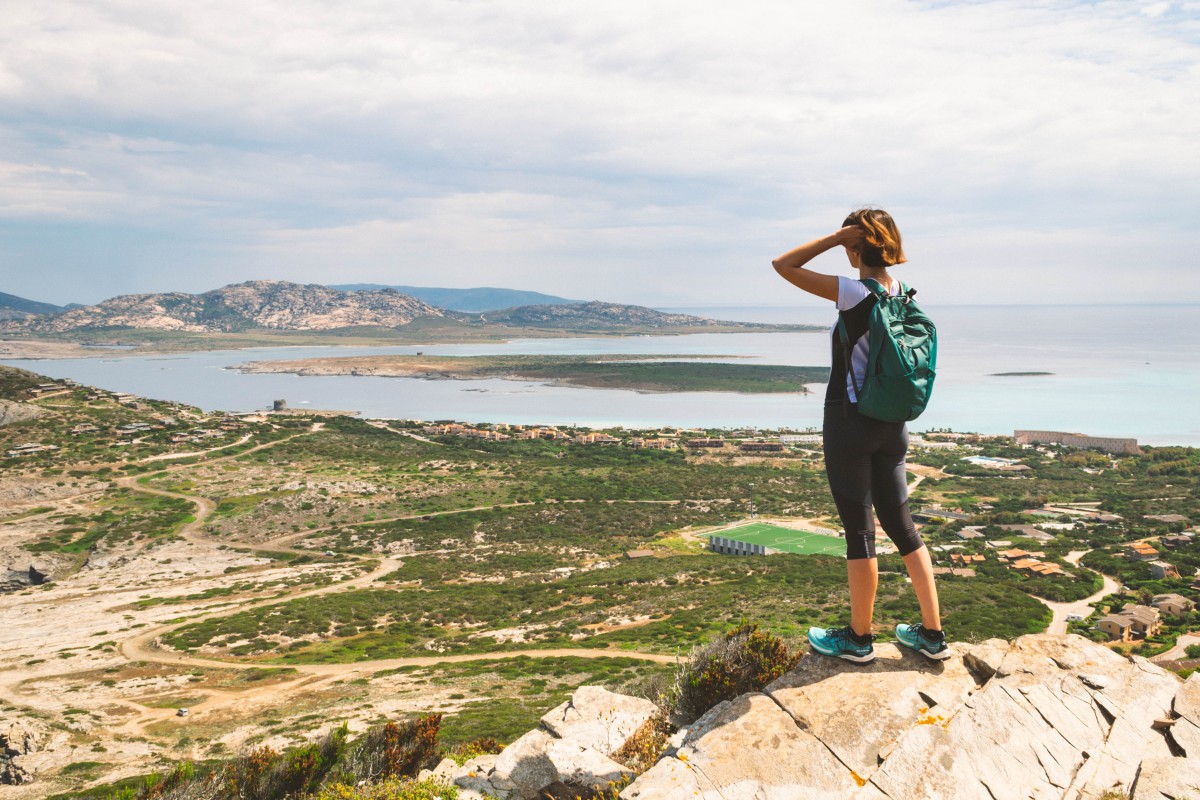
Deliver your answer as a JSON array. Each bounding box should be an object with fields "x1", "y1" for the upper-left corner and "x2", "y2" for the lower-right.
[
  {"x1": 859, "y1": 278, "x2": 888, "y2": 298},
  {"x1": 835, "y1": 313, "x2": 863, "y2": 411}
]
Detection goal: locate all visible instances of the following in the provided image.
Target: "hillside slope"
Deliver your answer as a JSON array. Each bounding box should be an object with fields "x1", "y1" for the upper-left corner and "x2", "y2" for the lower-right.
[
  {"x1": 1, "y1": 281, "x2": 444, "y2": 333},
  {"x1": 329, "y1": 284, "x2": 580, "y2": 311}
]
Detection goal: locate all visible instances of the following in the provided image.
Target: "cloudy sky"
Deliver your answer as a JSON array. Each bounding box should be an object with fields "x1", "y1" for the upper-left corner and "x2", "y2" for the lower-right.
[{"x1": 1, "y1": 0, "x2": 1197, "y2": 308}]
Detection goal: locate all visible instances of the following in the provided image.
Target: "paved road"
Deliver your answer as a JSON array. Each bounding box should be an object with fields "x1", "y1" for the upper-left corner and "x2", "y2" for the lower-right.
[
  {"x1": 1151, "y1": 632, "x2": 1200, "y2": 663},
  {"x1": 1031, "y1": 549, "x2": 1120, "y2": 635}
]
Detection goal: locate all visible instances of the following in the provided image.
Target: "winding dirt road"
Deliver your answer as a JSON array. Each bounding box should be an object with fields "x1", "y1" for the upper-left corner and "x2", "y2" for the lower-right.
[{"x1": 14, "y1": 428, "x2": 683, "y2": 737}]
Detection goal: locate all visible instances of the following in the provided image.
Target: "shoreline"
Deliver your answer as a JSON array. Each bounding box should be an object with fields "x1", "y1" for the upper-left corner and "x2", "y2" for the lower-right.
[
  {"x1": 0, "y1": 323, "x2": 823, "y2": 360},
  {"x1": 233, "y1": 354, "x2": 820, "y2": 395}
]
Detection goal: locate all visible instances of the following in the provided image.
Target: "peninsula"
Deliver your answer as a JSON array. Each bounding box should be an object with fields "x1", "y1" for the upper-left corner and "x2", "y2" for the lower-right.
[{"x1": 234, "y1": 354, "x2": 830, "y2": 394}]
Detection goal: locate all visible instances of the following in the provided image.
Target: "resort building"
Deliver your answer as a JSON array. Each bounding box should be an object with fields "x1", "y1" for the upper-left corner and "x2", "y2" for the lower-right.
[
  {"x1": 570, "y1": 433, "x2": 619, "y2": 445},
  {"x1": 1149, "y1": 562, "x2": 1181, "y2": 581},
  {"x1": 516, "y1": 428, "x2": 570, "y2": 440},
  {"x1": 998, "y1": 548, "x2": 1046, "y2": 561},
  {"x1": 628, "y1": 437, "x2": 675, "y2": 450},
  {"x1": 1014, "y1": 430, "x2": 1141, "y2": 455},
  {"x1": 4, "y1": 443, "x2": 59, "y2": 457},
  {"x1": 1160, "y1": 534, "x2": 1195, "y2": 550},
  {"x1": 1096, "y1": 605, "x2": 1162, "y2": 641},
  {"x1": 738, "y1": 442, "x2": 784, "y2": 452},
  {"x1": 685, "y1": 438, "x2": 727, "y2": 449},
  {"x1": 908, "y1": 437, "x2": 960, "y2": 449},
  {"x1": 1096, "y1": 615, "x2": 1135, "y2": 642},
  {"x1": 1125, "y1": 543, "x2": 1160, "y2": 561},
  {"x1": 707, "y1": 536, "x2": 773, "y2": 556},
  {"x1": 1151, "y1": 594, "x2": 1195, "y2": 617},
  {"x1": 779, "y1": 434, "x2": 822, "y2": 444},
  {"x1": 962, "y1": 455, "x2": 1029, "y2": 471},
  {"x1": 913, "y1": 507, "x2": 971, "y2": 523}
]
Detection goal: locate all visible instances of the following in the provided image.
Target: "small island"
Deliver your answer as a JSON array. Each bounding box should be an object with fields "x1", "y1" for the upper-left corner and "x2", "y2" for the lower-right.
[
  {"x1": 234, "y1": 354, "x2": 830, "y2": 394},
  {"x1": 989, "y1": 371, "x2": 1054, "y2": 377}
]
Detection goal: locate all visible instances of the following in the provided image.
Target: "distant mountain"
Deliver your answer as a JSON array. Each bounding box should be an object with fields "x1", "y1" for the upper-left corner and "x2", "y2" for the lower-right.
[
  {"x1": 0, "y1": 282, "x2": 793, "y2": 335},
  {"x1": 1, "y1": 281, "x2": 445, "y2": 333},
  {"x1": 329, "y1": 284, "x2": 580, "y2": 312},
  {"x1": 0, "y1": 292, "x2": 68, "y2": 321}
]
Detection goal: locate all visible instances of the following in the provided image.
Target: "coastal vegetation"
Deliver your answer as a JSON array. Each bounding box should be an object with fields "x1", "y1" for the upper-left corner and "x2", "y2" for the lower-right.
[{"x1": 236, "y1": 354, "x2": 830, "y2": 393}]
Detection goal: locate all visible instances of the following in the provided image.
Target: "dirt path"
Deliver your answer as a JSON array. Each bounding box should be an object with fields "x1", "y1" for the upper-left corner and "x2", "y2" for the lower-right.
[
  {"x1": 367, "y1": 420, "x2": 441, "y2": 445},
  {"x1": 138, "y1": 433, "x2": 254, "y2": 463},
  {"x1": 58, "y1": 429, "x2": 681, "y2": 737},
  {"x1": 907, "y1": 463, "x2": 950, "y2": 481}
]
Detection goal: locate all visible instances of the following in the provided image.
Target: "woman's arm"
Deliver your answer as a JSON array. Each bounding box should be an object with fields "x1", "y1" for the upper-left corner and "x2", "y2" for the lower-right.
[{"x1": 771, "y1": 227, "x2": 863, "y2": 302}]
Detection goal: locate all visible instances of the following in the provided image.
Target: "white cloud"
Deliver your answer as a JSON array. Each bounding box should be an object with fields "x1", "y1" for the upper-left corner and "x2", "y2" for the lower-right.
[{"x1": 0, "y1": 0, "x2": 1197, "y2": 304}]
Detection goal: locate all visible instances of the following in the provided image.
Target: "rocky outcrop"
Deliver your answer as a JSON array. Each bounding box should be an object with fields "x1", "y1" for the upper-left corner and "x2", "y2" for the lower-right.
[
  {"x1": 0, "y1": 400, "x2": 43, "y2": 426},
  {"x1": 1, "y1": 720, "x2": 45, "y2": 785},
  {"x1": 409, "y1": 635, "x2": 1196, "y2": 800},
  {"x1": 416, "y1": 686, "x2": 659, "y2": 799},
  {"x1": 619, "y1": 634, "x2": 1198, "y2": 800}
]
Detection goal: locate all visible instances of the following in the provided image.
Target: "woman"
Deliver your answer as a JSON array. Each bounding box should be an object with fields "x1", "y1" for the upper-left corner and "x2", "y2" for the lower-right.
[{"x1": 772, "y1": 208, "x2": 947, "y2": 663}]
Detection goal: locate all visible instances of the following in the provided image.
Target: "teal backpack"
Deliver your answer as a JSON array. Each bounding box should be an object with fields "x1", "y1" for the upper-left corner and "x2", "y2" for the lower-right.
[{"x1": 836, "y1": 278, "x2": 938, "y2": 422}]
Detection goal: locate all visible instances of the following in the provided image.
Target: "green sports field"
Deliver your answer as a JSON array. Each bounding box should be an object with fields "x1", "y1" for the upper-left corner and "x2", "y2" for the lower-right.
[{"x1": 705, "y1": 522, "x2": 845, "y2": 555}]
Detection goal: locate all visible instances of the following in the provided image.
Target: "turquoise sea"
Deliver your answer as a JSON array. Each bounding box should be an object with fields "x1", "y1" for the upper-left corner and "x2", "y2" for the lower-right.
[{"x1": 3, "y1": 304, "x2": 1198, "y2": 446}]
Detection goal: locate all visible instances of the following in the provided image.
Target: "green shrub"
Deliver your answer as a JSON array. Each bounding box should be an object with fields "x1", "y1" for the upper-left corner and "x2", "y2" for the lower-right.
[
  {"x1": 443, "y1": 737, "x2": 504, "y2": 766},
  {"x1": 307, "y1": 777, "x2": 459, "y2": 800},
  {"x1": 666, "y1": 621, "x2": 802, "y2": 724}
]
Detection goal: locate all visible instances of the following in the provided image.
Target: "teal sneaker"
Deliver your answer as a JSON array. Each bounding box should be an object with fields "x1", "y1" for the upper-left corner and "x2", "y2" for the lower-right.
[
  {"x1": 895, "y1": 623, "x2": 950, "y2": 660},
  {"x1": 807, "y1": 626, "x2": 875, "y2": 663}
]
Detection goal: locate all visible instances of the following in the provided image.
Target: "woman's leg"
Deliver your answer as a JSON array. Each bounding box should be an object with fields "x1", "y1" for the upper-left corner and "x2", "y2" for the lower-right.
[
  {"x1": 870, "y1": 421, "x2": 943, "y2": 631},
  {"x1": 848, "y1": 557, "x2": 878, "y2": 636},
  {"x1": 824, "y1": 405, "x2": 877, "y2": 635},
  {"x1": 901, "y1": 545, "x2": 942, "y2": 630}
]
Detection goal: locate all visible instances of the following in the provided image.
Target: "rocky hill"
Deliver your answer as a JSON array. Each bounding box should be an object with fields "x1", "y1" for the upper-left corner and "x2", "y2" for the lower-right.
[
  {"x1": 0, "y1": 281, "x2": 445, "y2": 333},
  {"x1": 416, "y1": 634, "x2": 1199, "y2": 800},
  {"x1": 0, "y1": 283, "x2": 790, "y2": 336},
  {"x1": 329, "y1": 284, "x2": 580, "y2": 311},
  {"x1": 475, "y1": 301, "x2": 748, "y2": 330}
]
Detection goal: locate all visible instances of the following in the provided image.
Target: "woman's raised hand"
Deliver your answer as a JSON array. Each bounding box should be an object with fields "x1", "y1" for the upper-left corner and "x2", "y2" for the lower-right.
[{"x1": 836, "y1": 226, "x2": 866, "y2": 248}]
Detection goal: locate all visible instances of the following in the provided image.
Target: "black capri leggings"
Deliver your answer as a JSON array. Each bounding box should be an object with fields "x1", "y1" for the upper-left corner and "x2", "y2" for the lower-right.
[{"x1": 823, "y1": 403, "x2": 925, "y2": 560}]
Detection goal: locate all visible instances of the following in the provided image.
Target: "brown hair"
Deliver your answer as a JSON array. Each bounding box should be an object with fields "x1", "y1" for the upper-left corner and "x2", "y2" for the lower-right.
[{"x1": 842, "y1": 208, "x2": 906, "y2": 268}]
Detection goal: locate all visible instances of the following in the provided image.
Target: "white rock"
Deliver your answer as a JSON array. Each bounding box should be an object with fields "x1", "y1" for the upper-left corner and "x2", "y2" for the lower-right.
[
  {"x1": 767, "y1": 641, "x2": 978, "y2": 779},
  {"x1": 625, "y1": 692, "x2": 860, "y2": 800},
  {"x1": 489, "y1": 726, "x2": 631, "y2": 799},
  {"x1": 1130, "y1": 756, "x2": 1200, "y2": 799},
  {"x1": 1171, "y1": 670, "x2": 1200, "y2": 723},
  {"x1": 540, "y1": 685, "x2": 659, "y2": 756}
]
